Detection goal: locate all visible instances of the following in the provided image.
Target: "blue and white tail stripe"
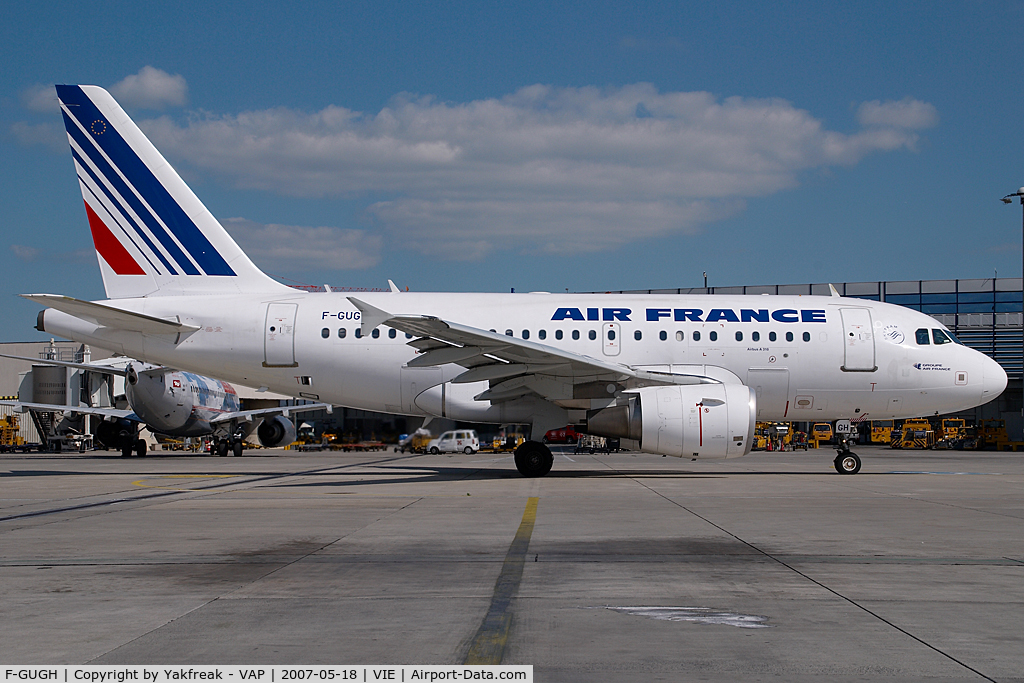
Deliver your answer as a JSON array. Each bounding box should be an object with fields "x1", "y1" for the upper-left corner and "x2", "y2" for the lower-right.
[{"x1": 56, "y1": 84, "x2": 291, "y2": 299}]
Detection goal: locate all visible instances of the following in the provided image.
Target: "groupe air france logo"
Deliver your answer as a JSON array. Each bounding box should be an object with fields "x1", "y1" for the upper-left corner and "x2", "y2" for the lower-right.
[{"x1": 90, "y1": 119, "x2": 106, "y2": 135}]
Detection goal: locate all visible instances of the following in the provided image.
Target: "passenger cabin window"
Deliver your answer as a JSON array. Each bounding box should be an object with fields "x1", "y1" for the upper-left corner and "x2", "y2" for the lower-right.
[
  {"x1": 372, "y1": 328, "x2": 380, "y2": 339},
  {"x1": 539, "y1": 330, "x2": 547, "y2": 340},
  {"x1": 752, "y1": 331, "x2": 760, "y2": 342},
  {"x1": 321, "y1": 328, "x2": 329, "y2": 338},
  {"x1": 338, "y1": 328, "x2": 346, "y2": 338},
  {"x1": 769, "y1": 331, "x2": 777, "y2": 342},
  {"x1": 932, "y1": 329, "x2": 953, "y2": 345},
  {"x1": 676, "y1": 331, "x2": 684, "y2": 342},
  {"x1": 660, "y1": 331, "x2": 667, "y2": 341},
  {"x1": 572, "y1": 330, "x2": 580, "y2": 340},
  {"x1": 522, "y1": 330, "x2": 530, "y2": 340},
  {"x1": 355, "y1": 328, "x2": 362, "y2": 339},
  {"x1": 406, "y1": 333, "x2": 413, "y2": 339},
  {"x1": 803, "y1": 332, "x2": 810, "y2": 342},
  {"x1": 915, "y1": 328, "x2": 930, "y2": 345},
  {"x1": 634, "y1": 330, "x2": 642, "y2": 341},
  {"x1": 556, "y1": 330, "x2": 564, "y2": 340},
  {"x1": 589, "y1": 330, "x2": 597, "y2": 340},
  {"x1": 785, "y1": 331, "x2": 793, "y2": 342},
  {"x1": 709, "y1": 331, "x2": 718, "y2": 342},
  {"x1": 505, "y1": 329, "x2": 513, "y2": 336},
  {"x1": 389, "y1": 329, "x2": 397, "y2": 339},
  {"x1": 693, "y1": 331, "x2": 700, "y2": 341},
  {"x1": 735, "y1": 331, "x2": 742, "y2": 342},
  {"x1": 608, "y1": 330, "x2": 616, "y2": 340}
]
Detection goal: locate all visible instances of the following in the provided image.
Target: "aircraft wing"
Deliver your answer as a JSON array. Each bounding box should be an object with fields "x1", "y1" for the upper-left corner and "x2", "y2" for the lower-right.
[
  {"x1": 0, "y1": 353, "x2": 130, "y2": 376},
  {"x1": 0, "y1": 400, "x2": 136, "y2": 420},
  {"x1": 209, "y1": 402, "x2": 333, "y2": 425},
  {"x1": 348, "y1": 297, "x2": 715, "y2": 405}
]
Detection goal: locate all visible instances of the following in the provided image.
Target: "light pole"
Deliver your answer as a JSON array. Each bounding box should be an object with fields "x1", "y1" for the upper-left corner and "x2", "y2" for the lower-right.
[{"x1": 1000, "y1": 187, "x2": 1024, "y2": 438}]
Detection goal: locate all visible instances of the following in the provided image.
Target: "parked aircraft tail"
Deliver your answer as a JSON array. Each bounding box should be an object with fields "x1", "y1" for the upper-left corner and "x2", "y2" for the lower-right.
[{"x1": 55, "y1": 85, "x2": 291, "y2": 299}]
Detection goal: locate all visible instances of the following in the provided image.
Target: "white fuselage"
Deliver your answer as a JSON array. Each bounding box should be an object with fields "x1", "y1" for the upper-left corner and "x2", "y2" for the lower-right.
[{"x1": 40, "y1": 291, "x2": 1007, "y2": 427}]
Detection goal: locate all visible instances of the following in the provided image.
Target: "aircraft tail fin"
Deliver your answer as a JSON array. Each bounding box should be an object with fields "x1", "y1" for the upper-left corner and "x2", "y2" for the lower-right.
[{"x1": 55, "y1": 85, "x2": 292, "y2": 299}]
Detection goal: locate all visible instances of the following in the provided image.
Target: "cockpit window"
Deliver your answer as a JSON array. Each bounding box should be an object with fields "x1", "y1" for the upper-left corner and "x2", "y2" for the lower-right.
[
  {"x1": 915, "y1": 328, "x2": 930, "y2": 345},
  {"x1": 944, "y1": 329, "x2": 964, "y2": 345},
  {"x1": 932, "y1": 329, "x2": 953, "y2": 345}
]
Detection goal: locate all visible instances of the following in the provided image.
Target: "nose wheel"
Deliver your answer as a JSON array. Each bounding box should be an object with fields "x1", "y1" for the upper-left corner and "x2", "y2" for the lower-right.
[
  {"x1": 833, "y1": 452, "x2": 861, "y2": 474},
  {"x1": 833, "y1": 433, "x2": 861, "y2": 474}
]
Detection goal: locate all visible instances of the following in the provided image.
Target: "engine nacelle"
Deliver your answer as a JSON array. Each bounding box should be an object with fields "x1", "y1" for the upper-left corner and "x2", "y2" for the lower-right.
[
  {"x1": 587, "y1": 384, "x2": 756, "y2": 459},
  {"x1": 256, "y1": 415, "x2": 296, "y2": 448},
  {"x1": 94, "y1": 418, "x2": 138, "y2": 450}
]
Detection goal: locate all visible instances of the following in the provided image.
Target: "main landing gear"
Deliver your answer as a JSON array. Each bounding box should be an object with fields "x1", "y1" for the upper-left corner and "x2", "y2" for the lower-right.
[
  {"x1": 514, "y1": 441, "x2": 553, "y2": 478},
  {"x1": 833, "y1": 433, "x2": 861, "y2": 474},
  {"x1": 214, "y1": 438, "x2": 245, "y2": 457},
  {"x1": 121, "y1": 439, "x2": 146, "y2": 458}
]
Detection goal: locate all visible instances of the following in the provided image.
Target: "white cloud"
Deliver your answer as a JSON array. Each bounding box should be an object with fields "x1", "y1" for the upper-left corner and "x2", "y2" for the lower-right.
[
  {"x1": 856, "y1": 97, "x2": 938, "y2": 129},
  {"x1": 220, "y1": 218, "x2": 382, "y2": 271},
  {"x1": 110, "y1": 66, "x2": 188, "y2": 110},
  {"x1": 21, "y1": 84, "x2": 57, "y2": 113},
  {"x1": 138, "y1": 84, "x2": 937, "y2": 258},
  {"x1": 10, "y1": 245, "x2": 93, "y2": 263},
  {"x1": 9, "y1": 121, "x2": 66, "y2": 152}
]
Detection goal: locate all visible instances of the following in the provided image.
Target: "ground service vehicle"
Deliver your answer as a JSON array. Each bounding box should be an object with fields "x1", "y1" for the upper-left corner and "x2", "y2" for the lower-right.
[
  {"x1": 870, "y1": 420, "x2": 895, "y2": 444},
  {"x1": 544, "y1": 425, "x2": 582, "y2": 444},
  {"x1": 811, "y1": 423, "x2": 834, "y2": 446},
  {"x1": 33, "y1": 85, "x2": 1007, "y2": 477},
  {"x1": 428, "y1": 430, "x2": 480, "y2": 454}
]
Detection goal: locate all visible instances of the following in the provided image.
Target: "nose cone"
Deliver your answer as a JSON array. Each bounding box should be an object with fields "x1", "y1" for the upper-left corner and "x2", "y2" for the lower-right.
[{"x1": 981, "y1": 355, "x2": 1008, "y2": 405}]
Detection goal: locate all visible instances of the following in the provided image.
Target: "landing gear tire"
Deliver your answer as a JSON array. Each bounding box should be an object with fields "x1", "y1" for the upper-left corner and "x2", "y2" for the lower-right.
[
  {"x1": 232, "y1": 441, "x2": 243, "y2": 457},
  {"x1": 121, "y1": 442, "x2": 133, "y2": 458},
  {"x1": 135, "y1": 440, "x2": 146, "y2": 458},
  {"x1": 216, "y1": 441, "x2": 229, "y2": 457},
  {"x1": 514, "y1": 441, "x2": 553, "y2": 478},
  {"x1": 834, "y1": 453, "x2": 861, "y2": 474}
]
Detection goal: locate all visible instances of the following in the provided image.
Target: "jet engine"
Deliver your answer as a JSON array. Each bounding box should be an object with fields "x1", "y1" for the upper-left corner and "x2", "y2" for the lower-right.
[
  {"x1": 256, "y1": 415, "x2": 296, "y2": 448},
  {"x1": 94, "y1": 418, "x2": 138, "y2": 451},
  {"x1": 586, "y1": 384, "x2": 756, "y2": 459}
]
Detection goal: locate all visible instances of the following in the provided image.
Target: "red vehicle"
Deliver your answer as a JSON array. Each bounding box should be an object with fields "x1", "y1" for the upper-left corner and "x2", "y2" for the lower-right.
[{"x1": 543, "y1": 425, "x2": 582, "y2": 444}]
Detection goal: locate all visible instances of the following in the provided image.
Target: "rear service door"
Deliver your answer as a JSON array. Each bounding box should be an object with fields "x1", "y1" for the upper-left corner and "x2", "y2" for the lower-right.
[
  {"x1": 264, "y1": 303, "x2": 298, "y2": 367},
  {"x1": 840, "y1": 308, "x2": 876, "y2": 372}
]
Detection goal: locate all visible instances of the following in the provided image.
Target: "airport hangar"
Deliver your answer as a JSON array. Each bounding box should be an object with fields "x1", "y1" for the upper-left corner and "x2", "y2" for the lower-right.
[{"x1": 1, "y1": 276, "x2": 1020, "y2": 445}]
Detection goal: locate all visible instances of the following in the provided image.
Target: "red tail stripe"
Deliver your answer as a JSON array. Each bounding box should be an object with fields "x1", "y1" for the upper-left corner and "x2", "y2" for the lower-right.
[{"x1": 84, "y1": 201, "x2": 145, "y2": 275}]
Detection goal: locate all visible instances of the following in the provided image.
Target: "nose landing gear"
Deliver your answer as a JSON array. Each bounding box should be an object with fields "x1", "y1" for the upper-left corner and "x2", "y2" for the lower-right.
[{"x1": 833, "y1": 433, "x2": 861, "y2": 474}]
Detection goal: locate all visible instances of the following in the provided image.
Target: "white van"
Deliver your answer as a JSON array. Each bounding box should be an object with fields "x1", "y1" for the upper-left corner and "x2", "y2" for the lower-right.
[{"x1": 427, "y1": 430, "x2": 480, "y2": 454}]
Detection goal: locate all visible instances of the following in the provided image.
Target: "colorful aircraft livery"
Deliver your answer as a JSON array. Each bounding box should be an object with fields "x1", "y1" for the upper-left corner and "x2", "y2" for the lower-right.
[{"x1": 551, "y1": 308, "x2": 828, "y2": 323}]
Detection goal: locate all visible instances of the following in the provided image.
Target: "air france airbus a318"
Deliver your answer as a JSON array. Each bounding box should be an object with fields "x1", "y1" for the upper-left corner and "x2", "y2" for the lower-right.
[{"x1": 25, "y1": 85, "x2": 1007, "y2": 476}]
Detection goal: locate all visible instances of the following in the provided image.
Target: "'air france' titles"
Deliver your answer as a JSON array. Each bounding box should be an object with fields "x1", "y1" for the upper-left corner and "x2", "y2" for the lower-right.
[{"x1": 551, "y1": 308, "x2": 827, "y2": 323}]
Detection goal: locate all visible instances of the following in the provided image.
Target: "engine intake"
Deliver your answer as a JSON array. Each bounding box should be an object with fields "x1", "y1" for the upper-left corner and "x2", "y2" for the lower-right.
[
  {"x1": 587, "y1": 384, "x2": 755, "y2": 459},
  {"x1": 256, "y1": 415, "x2": 297, "y2": 448}
]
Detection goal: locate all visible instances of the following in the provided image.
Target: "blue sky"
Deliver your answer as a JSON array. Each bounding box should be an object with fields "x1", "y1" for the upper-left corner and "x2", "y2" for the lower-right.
[{"x1": 2, "y1": 0, "x2": 1023, "y2": 341}]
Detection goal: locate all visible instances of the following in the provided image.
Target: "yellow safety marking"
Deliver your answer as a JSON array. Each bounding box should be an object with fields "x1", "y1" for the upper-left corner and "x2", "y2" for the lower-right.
[{"x1": 464, "y1": 497, "x2": 539, "y2": 665}]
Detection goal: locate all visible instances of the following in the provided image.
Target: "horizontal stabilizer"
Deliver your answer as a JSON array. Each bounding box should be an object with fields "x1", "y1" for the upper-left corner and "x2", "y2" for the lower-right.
[{"x1": 22, "y1": 294, "x2": 199, "y2": 336}]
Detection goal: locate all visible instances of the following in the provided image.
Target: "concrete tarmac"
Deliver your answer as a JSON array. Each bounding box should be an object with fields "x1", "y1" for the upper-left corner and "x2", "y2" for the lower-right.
[{"x1": 1, "y1": 444, "x2": 1022, "y2": 682}]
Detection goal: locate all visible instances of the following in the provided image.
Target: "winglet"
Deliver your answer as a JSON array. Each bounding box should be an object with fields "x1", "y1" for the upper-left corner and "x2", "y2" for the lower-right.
[
  {"x1": 828, "y1": 284, "x2": 841, "y2": 298},
  {"x1": 388, "y1": 280, "x2": 401, "y2": 293},
  {"x1": 347, "y1": 297, "x2": 393, "y2": 335}
]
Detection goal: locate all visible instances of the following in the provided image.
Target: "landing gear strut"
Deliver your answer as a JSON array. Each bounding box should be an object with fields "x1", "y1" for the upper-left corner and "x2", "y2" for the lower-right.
[
  {"x1": 833, "y1": 433, "x2": 861, "y2": 474},
  {"x1": 514, "y1": 441, "x2": 553, "y2": 478}
]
